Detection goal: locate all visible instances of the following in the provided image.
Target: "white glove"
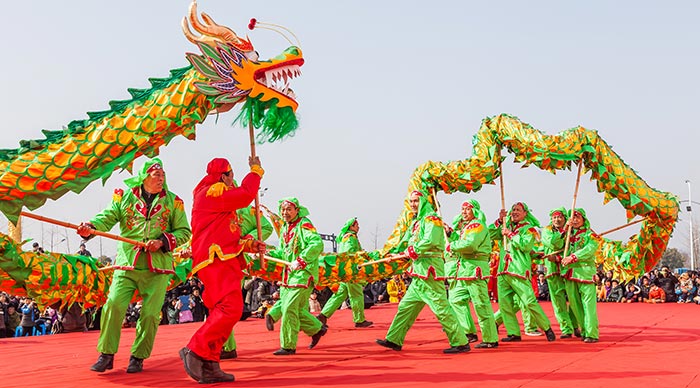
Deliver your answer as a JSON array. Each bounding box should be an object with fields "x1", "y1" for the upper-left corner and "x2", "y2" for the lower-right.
[{"x1": 290, "y1": 260, "x2": 301, "y2": 271}]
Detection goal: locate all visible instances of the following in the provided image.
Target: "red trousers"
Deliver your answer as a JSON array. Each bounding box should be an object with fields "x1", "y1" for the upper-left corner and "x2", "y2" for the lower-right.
[{"x1": 187, "y1": 258, "x2": 243, "y2": 361}]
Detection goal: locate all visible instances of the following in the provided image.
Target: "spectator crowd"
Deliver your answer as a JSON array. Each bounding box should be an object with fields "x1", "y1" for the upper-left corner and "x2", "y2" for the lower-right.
[
  {"x1": 536, "y1": 266, "x2": 700, "y2": 304},
  {"x1": 2, "y1": 265, "x2": 697, "y2": 339}
]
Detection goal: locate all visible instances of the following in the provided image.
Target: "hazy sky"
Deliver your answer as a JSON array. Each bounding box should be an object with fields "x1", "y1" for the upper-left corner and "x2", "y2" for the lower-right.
[{"x1": 0, "y1": 1, "x2": 698, "y2": 260}]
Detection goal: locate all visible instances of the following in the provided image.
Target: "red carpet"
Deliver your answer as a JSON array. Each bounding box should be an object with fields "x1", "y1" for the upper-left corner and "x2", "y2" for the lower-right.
[{"x1": 2, "y1": 302, "x2": 699, "y2": 388}]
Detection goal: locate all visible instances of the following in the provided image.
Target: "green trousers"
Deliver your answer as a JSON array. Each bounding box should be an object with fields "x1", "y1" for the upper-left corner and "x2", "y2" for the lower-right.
[
  {"x1": 448, "y1": 279, "x2": 498, "y2": 343},
  {"x1": 386, "y1": 277, "x2": 467, "y2": 347},
  {"x1": 267, "y1": 286, "x2": 323, "y2": 349},
  {"x1": 320, "y1": 282, "x2": 366, "y2": 323},
  {"x1": 497, "y1": 275, "x2": 551, "y2": 336},
  {"x1": 565, "y1": 281, "x2": 598, "y2": 339},
  {"x1": 97, "y1": 269, "x2": 170, "y2": 359},
  {"x1": 547, "y1": 275, "x2": 578, "y2": 335},
  {"x1": 494, "y1": 295, "x2": 536, "y2": 332},
  {"x1": 223, "y1": 329, "x2": 236, "y2": 352}
]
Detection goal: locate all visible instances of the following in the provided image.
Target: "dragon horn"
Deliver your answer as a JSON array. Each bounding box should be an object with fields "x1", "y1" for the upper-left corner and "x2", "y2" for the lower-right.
[{"x1": 183, "y1": 0, "x2": 239, "y2": 45}]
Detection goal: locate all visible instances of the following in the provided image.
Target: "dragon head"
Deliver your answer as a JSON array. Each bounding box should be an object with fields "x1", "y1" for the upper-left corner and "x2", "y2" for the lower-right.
[{"x1": 183, "y1": 1, "x2": 304, "y2": 114}]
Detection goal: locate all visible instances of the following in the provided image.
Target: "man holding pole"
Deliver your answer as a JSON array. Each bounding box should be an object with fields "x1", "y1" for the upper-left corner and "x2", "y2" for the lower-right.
[
  {"x1": 446, "y1": 199, "x2": 499, "y2": 349},
  {"x1": 264, "y1": 197, "x2": 327, "y2": 355},
  {"x1": 489, "y1": 202, "x2": 556, "y2": 342},
  {"x1": 560, "y1": 208, "x2": 599, "y2": 343},
  {"x1": 179, "y1": 157, "x2": 265, "y2": 383},
  {"x1": 317, "y1": 217, "x2": 373, "y2": 328},
  {"x1": 78, "y1": 158, "x2": 191, "y2": 374},
  {"x1": 541, "y1": 207, "x2": 580, "y2": 339},
  {"x1": 376, "y1": 190, "x2": 469, "y2": 354}
]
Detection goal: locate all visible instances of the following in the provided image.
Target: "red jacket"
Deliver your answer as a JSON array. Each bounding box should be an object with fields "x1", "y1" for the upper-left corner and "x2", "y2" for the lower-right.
[{"x1": 191, "y1": 170, "x2": 261, "y2": 274}]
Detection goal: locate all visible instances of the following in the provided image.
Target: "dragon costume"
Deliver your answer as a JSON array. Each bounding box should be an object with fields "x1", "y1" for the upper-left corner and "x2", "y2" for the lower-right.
[
  {"x1": 0, "y1": 2, "x2": 679, "y2": 309},
  {"x1": 0, "y1": 1, "x2": 303, "y2": 308}
]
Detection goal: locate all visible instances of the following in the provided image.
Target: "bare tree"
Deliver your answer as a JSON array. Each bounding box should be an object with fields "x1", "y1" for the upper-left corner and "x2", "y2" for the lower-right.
[{"x1": 660, "y1": 248, "x2": 689, "y2": 270}]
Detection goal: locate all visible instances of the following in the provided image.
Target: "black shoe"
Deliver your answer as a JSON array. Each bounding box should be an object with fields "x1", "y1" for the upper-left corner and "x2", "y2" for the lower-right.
[
  {"x1": 180, "y1": 347, "x2": 204, "y2": 382},
  {"x1": 574, "y1": 328, "x2": 582, "y2": 338},
  {"x1": 560, "y1": 333, "x2": 573, "y2": 339},
  {"x1": 501, "y1": 335, "x2": 522, "y2": 342},
  {"x1": 265, "y1": 314, "x2": 275, "y2": 331},
  {"x1": 376, "y1": 338, "x2": 402, "y2": 351},
  {"x1": 355, "y1": 320, "x2": 373, "y2": 328},
  {"x1": 316, "y1": 313, "x2": 328, "y2": 325},
  {"x1": 544, "y1": 328, "x2": 556, "y2": 342},
  {"x1": 220, "y1": 349, "x2": 238, "y2": 360},
  {"x1": 126, "y1": 355, "x2": 143, "y2": 373},
  {"x1": 474, "y1": 342, "x2": 499, "y2": 349},
  {"x1": 466, "y1": 333, "x2": 479, "y2": 343},
  {"x1": 90, "y1": 353, "x2": 114, "y2": 372},
  {"x1": 199, "y1": 360, "x2": 235, "y2": 384},
  {"x1": 273, "y1": 348, "x2": 296, "y2": 356},
  {"x1": 309, "y1": 325, "x2": 328, "y2": 349},
  {"x1": 583, "y1": 337, "x2": 599, "y2": 343},
  {"x1": 443, "y1": 344, "x2": 470, "y2": 354}
]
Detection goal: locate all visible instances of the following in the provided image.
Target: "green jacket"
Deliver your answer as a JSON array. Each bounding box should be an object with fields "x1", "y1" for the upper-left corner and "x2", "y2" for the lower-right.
[
  {"x1": 541, "y1": 225, "x2": 566, "y2": 278},
  {"x1": 402, "y1": 194, "x2": 446, "y2": 280},
  {"x1": 446, "y1": 217, "x2": 492, "y2": 280},
  {"x1": 237, "y1": 206, "x2": 273, "y2": 241},
  {"x1": 89, "y1": 186, "x2": 191, "y2": 274},
  {"x1": 338, "y1": 232, "x2": 361, "y2": 254},
  {"x1": 489, "y1": 221, "x2": 539, "y2": 280},
  {"x1": 268, "y1": 216, "x2": 323, "y2": 288},
  {"x1": 561, "y1": 227, "x2": 598, "y2": 283}
]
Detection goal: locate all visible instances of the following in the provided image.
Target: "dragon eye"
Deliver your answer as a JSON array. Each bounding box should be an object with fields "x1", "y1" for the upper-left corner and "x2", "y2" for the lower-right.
[{"x1": 245, "y1": 51, "x2": 259, "y2": 62}]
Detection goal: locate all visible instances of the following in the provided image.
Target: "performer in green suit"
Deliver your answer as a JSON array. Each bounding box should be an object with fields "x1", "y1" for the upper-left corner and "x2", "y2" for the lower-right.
[
  {"x1": 79, "y1": 158, "x2": 192, "y2": 373},
  {"x1": 265, "y1": 197, "x2": 327, "y2": 355},
  {"x1": 376, "y1": 190, "x2": 469, "y2": 354},
  {"x1": 541, "y1": 207, "x2": 580, "y2": 339},
  {"x1": 494, "y1": 295, "x2": 538, "y2": 335},
  {"x1": 560, "y1": 208, "x2": 599, "y2": 343},
  {"x1": 446, "y1": 199, "x2": 498, "y2": 349},
  {"x1": 317, "y1": 218, "x2": 373, "y2": 328},
  {"x1": 489, "y1": 202, "x2": 555, "y2": 342}
]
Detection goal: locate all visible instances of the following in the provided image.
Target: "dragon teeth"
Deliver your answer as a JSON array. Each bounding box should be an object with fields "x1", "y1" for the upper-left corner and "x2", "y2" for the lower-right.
[{"x1": 261, "y1": 64, "x2": 301, "y2": 92}]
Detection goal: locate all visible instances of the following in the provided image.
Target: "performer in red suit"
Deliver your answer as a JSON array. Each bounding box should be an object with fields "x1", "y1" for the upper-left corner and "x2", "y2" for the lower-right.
[{"x1": 180, "y1": 157, "x2": 265, "y2": 384}]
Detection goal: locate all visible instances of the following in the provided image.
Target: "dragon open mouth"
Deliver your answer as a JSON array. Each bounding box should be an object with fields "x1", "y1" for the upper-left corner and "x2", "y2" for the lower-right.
[{"x1": 254, "y1": 59, "x2": 304, "y2": 101}]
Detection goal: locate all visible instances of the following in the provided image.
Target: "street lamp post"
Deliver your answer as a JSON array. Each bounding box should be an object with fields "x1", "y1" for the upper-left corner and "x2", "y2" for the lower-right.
[
  {"x1": 319, "y1": 233, "x2": 338, "y2": 253},
  {"x1": 686, "y1": 180, "x2": 695, "y2": 271}
]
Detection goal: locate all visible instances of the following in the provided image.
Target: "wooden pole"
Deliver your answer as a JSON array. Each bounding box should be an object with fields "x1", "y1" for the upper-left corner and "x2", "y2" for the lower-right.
[
  {"x1": 20, "y1": 211, "x2": 146, "y2": 248},
  {"x1": 563, "y1": 159, "x2": 584, "y2": 258},
  {"x1": 263, "y1": 255, "x2": 291, "y2": 267},
  {"x1": 498, "y1": 159, "x2": 508, "y2": 252},
  {"x1": 357, "y1": 254, "x2": 409, "y2": 268},
  {"x1": 249, "y1": 112, "x2": 265, "y2": 267},
  {"x1": 546, "y1": 217, "x2": 647, "y2": 262},
  {"x1": 431, "y1": 187, "x2": 449, "y2": 240},
  {"x1": 596, "y1": 217, "x2": 648, "y2": 237}
]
